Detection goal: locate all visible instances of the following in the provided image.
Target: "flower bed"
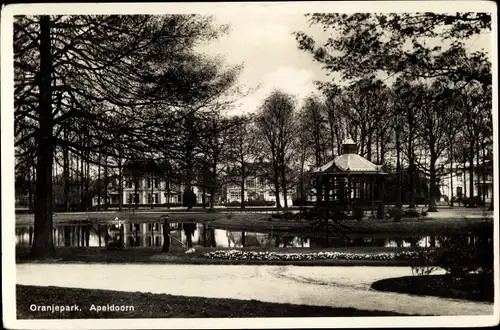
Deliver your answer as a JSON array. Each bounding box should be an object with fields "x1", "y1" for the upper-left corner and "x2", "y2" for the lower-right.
[{"x1": 202, "y1": 250, "x2": 434, "y2": 261}]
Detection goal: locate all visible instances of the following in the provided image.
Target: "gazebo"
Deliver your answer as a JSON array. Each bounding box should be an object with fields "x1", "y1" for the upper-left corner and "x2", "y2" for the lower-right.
[{"x1": 310, "y1": 138, "x2": 387, "y2": 216}]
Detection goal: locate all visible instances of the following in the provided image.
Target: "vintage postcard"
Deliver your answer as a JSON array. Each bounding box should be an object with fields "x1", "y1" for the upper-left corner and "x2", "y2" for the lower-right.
[{"x1": 1, "y1": 1, "x2": 498, "y2": 329}]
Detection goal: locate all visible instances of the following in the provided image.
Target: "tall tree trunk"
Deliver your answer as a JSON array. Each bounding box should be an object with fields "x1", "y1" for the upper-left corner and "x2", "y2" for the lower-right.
[
  {"x1": 103, "y1": 156, "x2": 108, "y2": 210},
  {"x1": 328, "y1": 121, "x2": 335, "y2": 158},
  {"x1": 408, "y1": 161, "x2": 416, "y2": 209},
  {"x1": 80, "y1": 150, "x2": 85, "y2": 210},
  {"x1": 449, "y1": 143, "x2": 454, "y2": 207},
  {"x1": 281, "y1": 161, "x2": 288, "y2": 209},
  {"x1": 463, "y1": 157, "x2": 467, "y2": 198},
  {"x1": 63, "y1": 128, "x2": 69, "y2": 212},
  {"x1": 240, "y1": 161, "x2": 246, "y2": 209},
  {"x1": 202, "y1": 186, "x2": 206, "y2": 208},
  {"x1": 427, "y1": 151, "x2": 438, "y2": 212},
  {"x1": 367, "y1": 133, "x2": 372, "y2": 161},
  {"x1": 407, "y1": 109, "x2": 416, "y2": 209},
  {"x1": 273, "y1": 163, "x2": 281, "y2": 209},
  {"x1": 31, "y1": 16, "x2": 55, "y2": 258},
  {"x1": 85, "y1": 153, "x2": 90, "y2": 210},
  {"x1": 396, "y1": 131, "x2": 402, "y2": 208},
  {"x1": 210, "y1": 163, "x2": 216, "y2": 211},
  {"x1": 28, "y1": 156, "x2": 35, "y2": 211},
  {"x1": 476, "y1": 143, "x2": 482, "y2": 204},
  {"x1": 380, "y1": 131, "x2": 386, "y2": 165},
  {"x1": 134, "y1": 178, "x2": 139, "y2": 209},
  {"x1": 299, "y1": 154, "x2": 305, "y2": 208},
  {"x1": 482, "y1": 145, "x2": 486, "y2": 206},
  {"x1": 165, "y1": 178, "x2": 171, "y2": 209},
  {"x1": 468, "y1": 151, "x2": 474, "y2": 200},
  {"x1": 118, "y1": 156, "x2": 123, "y2": 211},
  {"x1": 97, "y1": 154, "x2": 101, "y2": 211},
  {"x1": 151, "y1": 175, "x2": 154, "y2": 209}
]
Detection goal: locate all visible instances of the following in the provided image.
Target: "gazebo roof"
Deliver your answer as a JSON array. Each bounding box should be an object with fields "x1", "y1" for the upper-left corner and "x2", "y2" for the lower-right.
[
  {"x1": 311, "y1": 137, "x2": 387, "y2": 175},
  {"x1": 312, "y1": 154, "x2": 386, "y2": 175}
]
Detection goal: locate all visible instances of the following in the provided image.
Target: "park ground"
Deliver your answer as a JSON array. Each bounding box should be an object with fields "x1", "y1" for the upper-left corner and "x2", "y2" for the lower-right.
[
  {"x1": 14, "y1": 207, "x2": 495, "y2": 318},
  {"x1": 16, "y1": 264, "x2": 494, "y2": 318}
]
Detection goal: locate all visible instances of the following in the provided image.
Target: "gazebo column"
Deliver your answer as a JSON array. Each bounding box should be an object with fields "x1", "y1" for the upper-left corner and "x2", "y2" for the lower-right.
[
  {"x1": 315, "y1": 176, "x2": 323, "y2": 202},
  {"x1": 378, "y1": 176, "x2": 385, "y2": 219},
  {"x1": 360, "y1": 175, "x2": 365, "y2": 203},
  {"x1": 324, "y1": 176, "x2": 329, "y2": 202},
  {"x1": 370, "y1": 176, "x2": 375, "y2": 216},
  {"x1": 347, "y1": 175, "x2": 352, "y2": 211}
]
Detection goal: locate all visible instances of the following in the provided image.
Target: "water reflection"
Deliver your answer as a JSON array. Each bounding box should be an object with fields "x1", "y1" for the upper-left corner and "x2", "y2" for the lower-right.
[{"x1": 15, "y1": 222, "x2": 480, "y2": 249}]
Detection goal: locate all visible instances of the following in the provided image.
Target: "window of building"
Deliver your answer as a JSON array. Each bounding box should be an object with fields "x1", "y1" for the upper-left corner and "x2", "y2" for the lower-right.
[
  {"x1": 146, "y1": 178, "x2": 151, "y2": 188},
  {"x1": 155, "y1": 193, "x2": 159, "y2": 204},
  {"x1": 154, "y1": 178, "x2": 159, "y2": 188},
  {"x1": 246, "y1": 178, "x2": 255, "y2": 188},
  {"x1": 230, "y1": 191, "x2": 241, "y2": 201},
  {"x1": 127, "y1": 180, "x2": 133, "y2": 188},
  {"x1": 456, "y1": 187, "x2": 463, "y2": 197},
  {"x1": 147, "y1": 236, "x2": 152, "y2": 247},
  {"x1": 155, "y1": 236, "x2": 160, "y2": 247}
]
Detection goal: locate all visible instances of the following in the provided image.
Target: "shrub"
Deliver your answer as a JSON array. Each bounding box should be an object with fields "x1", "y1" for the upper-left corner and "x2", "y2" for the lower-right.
[
  {"x1": 376, "y1": 204, "x2": 385, "y2": 219},
  {"x1": 463, "y1": 196, "x2": 484, "y2": 208},
  {"x1": 406, "y1": 247, "x2": 439, "y2": 276},
  {"x1": 352, "y1": 207, "x2": 364, "y2": 221},
  {"x1": 271, "y1": 212, "x2": 295, "y2": 220},
  {"x1": 182, "y1": 189, "x2": 197, "y2": 208},
  {"x1": 389, "y1": 207, "x2": 403, "y2": 222},
  {"x1": 436, "y1": 231, "x2": 493, "y2": 277},
  {"x1": 404, "y1": 208, "x2": 420, "y2": 218}
]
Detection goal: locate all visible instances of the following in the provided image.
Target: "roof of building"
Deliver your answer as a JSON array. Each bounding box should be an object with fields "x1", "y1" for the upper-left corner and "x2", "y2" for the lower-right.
[
  {"x1": 343, "y1": 138, "x2": 356, "y2": 145},
  {"x1": 312, "y1": 153, "x2": 386, "y2": 174}
]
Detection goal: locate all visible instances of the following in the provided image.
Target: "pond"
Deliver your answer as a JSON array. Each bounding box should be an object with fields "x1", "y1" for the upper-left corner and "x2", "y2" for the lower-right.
[{"x1": 15, "y1": 222, "x2": 489, "y2": 249}]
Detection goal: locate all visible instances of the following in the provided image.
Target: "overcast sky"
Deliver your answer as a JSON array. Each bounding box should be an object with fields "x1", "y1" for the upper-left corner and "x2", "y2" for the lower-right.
[
  {"x1": 197, "y1": 12, "x2": 332, "y2": 115},
  {"x1": 198, "y1": 12, "x2": 493, "y2": 116}
]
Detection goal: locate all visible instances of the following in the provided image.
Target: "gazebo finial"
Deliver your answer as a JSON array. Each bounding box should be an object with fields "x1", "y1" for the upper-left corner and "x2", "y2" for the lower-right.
[{"x1": 342, "y1": 136, "x2": 357, "y2": 154}]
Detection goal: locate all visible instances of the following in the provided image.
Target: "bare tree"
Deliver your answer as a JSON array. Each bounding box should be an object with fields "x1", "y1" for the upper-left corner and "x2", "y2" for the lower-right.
[
  {"x1": 255, "y1": 90, "x2": 298, "y2": 209},
  {"x1": 226, "y1": 114, "x2": 258, "y2": 209}
]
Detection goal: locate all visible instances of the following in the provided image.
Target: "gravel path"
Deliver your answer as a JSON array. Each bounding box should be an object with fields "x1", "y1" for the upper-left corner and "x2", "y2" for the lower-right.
[{"x1": 16, "y1": 264, "x2": 493, "y2": 316}]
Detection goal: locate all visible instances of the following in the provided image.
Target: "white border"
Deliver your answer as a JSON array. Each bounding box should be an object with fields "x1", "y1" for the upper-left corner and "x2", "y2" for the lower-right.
[{"x1": 2, "y1": 1, "x2": 498, "y2": 329}]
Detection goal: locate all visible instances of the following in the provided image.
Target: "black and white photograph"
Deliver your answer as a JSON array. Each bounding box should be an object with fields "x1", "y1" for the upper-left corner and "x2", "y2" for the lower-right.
[{"x1": 1, "y1": 1, "x2": 498, "y2": 329}]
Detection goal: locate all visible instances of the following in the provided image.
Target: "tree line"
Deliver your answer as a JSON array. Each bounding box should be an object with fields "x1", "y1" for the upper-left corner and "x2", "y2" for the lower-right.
[
  {"x1": 14, "y1": 13, "x2": 493, "y2": 257},
  {"x1": 14, "y1": 15, "x2": 243, "y2": 257}
]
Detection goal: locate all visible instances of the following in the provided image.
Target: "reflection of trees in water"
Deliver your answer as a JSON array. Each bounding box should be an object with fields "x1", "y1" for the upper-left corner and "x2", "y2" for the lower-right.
[{"x1": 183, "y1": 223, "x2": 197, "y2": 248}]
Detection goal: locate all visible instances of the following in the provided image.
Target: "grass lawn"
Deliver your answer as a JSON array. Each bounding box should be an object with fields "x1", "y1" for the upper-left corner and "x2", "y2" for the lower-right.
[
  {"x1": 17, "y1": 285, "x2": 408, "y2": 318},
  {"x1": 16, "y1": 245, "x2": 438, "y2": 266},
  {"x1": 370, "y1": 274, "x2": 494, "y2": 302}
]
